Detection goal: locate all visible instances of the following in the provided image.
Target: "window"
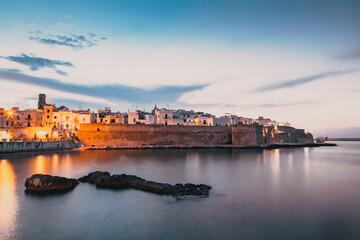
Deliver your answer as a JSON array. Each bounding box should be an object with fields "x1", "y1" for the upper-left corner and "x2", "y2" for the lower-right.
[
  {"x1": 47, "y1": 115, "x2": 49, "y2": 119},
  {"x1": 54, "y1": 116, "x2": 57, "y2": 119},
  {"x1": 28, "y1": 122, "x2": 30, "y2": 127},
  {"x1": 28, "y1": 114, "x2": 30, "y2": 120},
  {"x1": 47, "y1": 109, "x2": 50, "y2": 113},
  {"x1": 133, "y1": 118, "x2": 136, "y2": 123},
  {"x1": 187, "y1": 115, "x2": 190, "y2": 117},
  {"x1": 100, "y1": 119, "x2": 103, "y2": 122},
  {"x1": 165, "y1": 122, "x2": 167, "y2": 125},
  {"x1": 165, "y1": 114, "x2": 168, "y2": 119}
]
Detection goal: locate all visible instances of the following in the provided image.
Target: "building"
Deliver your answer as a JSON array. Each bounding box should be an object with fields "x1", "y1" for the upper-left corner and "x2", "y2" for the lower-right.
[
  {"x1": 256, "y1": 116, "x2": 279, "y2": 126},
  {"x1": 53, "y1": 109, "x2": 92, "y2": 134},
  {"x1": 128, "y1": 111, "x2": 146, "y2": 124},
  {"x1": 213, "y1": 117, "x2": 231, "y2": 126},
  {"x1": 98, "y1": 108, "x2": 127, "y2": 124},
  {"x1": 238, "y1": 117, "x2": 254, "y2": 125},
  {"x1": 38, "y1": 93, "x2": 46, "y2": 110}
]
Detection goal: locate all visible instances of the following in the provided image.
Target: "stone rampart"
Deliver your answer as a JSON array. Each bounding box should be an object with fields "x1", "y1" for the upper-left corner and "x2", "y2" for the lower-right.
[
  {"x1": 76, "y1": 124, "x2": 236, "y2": 147},
  {"x1": 231, "y1": 125, "x2": 263, "y2": 145},
  {"x1": 0, "y1": 139, "x2": 80, "y2": 153},
  {"x1": 76, "y1": 124, "x2": 314, "y2": 147}
]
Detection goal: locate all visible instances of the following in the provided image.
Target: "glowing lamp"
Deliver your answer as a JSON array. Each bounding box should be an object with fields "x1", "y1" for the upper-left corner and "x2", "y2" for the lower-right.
[{"x1": 37, "y1": 131, "x2": 46, "y2": 138}]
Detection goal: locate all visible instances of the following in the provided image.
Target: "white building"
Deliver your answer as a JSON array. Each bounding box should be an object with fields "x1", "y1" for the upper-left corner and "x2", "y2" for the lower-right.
[
  {"x1": 128, "y1": 111, "x2": 146, "y2": 124},
  {"x1": 155, "y1": 108, "x2": 175, "y2": 125},
  {"x1": 213, "y1": 117, "x2": 231, "y2": 126}
]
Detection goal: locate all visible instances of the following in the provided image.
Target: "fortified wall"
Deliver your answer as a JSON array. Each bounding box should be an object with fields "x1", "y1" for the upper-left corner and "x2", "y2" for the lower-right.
[
  {"x1": 0, "y1": 138, "x2": 81, "y2": 153},
  {"x1": 76, "y1": 124, "x2": 313, "y2": 148}
]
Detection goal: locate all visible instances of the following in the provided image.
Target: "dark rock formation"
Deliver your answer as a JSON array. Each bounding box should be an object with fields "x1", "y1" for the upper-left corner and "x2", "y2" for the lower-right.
[
  {"x1": 79, "y1": 171, "x2": 212, "y2": 200},
  {"x1": 25, "y1": 174, "x2": 79, "y2": 194},
  {"x1": 78, "y1": 171, "x2": 110, "y2": 184}
]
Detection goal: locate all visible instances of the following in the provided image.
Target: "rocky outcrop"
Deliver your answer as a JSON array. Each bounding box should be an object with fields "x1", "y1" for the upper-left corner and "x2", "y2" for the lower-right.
[
  {"x1": 79, "y1": 171, "x2": 212, "y2": 200},
  {"x1": 25, "y1": 174, "x2": 79, "y2": 194},
  {"x1": 78, "y1": 171, "x2": 110, "y2": 184}
]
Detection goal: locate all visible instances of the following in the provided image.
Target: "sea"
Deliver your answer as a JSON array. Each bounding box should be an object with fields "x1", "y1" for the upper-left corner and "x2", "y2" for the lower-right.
[{"x1": 0, "y1": 142, "x2": 359, "y2": 240}]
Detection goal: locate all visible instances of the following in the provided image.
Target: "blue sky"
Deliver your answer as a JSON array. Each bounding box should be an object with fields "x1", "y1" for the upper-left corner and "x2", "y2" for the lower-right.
[{"x1": 0, "y1": 0, "x2": 359, "y2": 135}]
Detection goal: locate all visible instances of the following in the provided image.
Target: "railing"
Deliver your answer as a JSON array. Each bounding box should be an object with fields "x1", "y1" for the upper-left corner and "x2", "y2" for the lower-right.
[{"x1": 1, "y1": 137, "x2": 74, "y2": 143}]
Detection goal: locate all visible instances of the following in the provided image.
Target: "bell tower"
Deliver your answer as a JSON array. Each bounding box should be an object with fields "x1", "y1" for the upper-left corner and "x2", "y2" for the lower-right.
[{"x1": 38, "y1": 94, "x2": 46, "y2": 110}]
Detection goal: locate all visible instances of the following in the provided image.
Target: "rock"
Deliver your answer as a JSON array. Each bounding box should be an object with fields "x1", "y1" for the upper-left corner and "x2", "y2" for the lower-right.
[
  {"x1": 25, "y1": 174, "x2": 78, "y2": 194},
  {"x1": 84, "y1": 172, "x2": 212, "y2": 199},
  {"x1": 78, "y1": 171, "x2": 110, "y2": 184}
]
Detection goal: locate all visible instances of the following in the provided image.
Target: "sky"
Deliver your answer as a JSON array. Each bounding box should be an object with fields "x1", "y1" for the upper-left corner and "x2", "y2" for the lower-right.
[{"x1": 0, "y1": 0, "x2": 359, "y2": 136}]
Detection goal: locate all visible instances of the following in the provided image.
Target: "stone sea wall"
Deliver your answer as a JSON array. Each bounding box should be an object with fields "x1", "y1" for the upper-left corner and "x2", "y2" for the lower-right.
[
  {"x1": 76, "y1": 124, "x2": 235, "y2": 147},
  {"x1": 76, "y1": 124, "x2": 314, "y2": 148},
  {"x1": 0, "y1": 138, "x2": 81, "y2": 153}
]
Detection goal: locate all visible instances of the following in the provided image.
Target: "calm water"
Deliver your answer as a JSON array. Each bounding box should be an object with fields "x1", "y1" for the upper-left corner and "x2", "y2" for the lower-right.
[{"x1": 0, "y1": 142, "x2": 360, "y2": 240}]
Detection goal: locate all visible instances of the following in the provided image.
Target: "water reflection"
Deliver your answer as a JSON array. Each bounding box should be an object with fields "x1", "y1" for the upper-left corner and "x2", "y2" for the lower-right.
[
  {"x1": 303, "y1": 147, "x2": 310, "y2": 181},
  {"x1": 30, "y1": 154, "x2": 75, "y2": 177},
  {"x1": 0, "y1": 144, "x2": 359, "y2": 240},
  {"x1": 34, "y1": 155, "x2": 46, "y2": 174},
  {"x1": 0, "y1": 160, "x2": 18, "y2": 239}
]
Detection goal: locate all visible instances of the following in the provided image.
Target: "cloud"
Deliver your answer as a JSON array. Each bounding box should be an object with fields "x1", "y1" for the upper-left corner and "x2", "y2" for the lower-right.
[
  {"x1": 254, "y1": 101, "x2": 317, "y2": 108},
  {"x1": 87, "y1": 32, "x2": 97, "y2": 38},
  {"x1": 55, "y1": 70, "x2": 68, "y2": 76},
  {"x1": 255, "y1": 69, "x2": 357, "y2": 92},
  {"x1": 1, "y1": 53, "x2": 73, "y2": 71},
  {"x1": 0, "y1": 69, "x2": 207, "y2": 104},
  {"x1": 29, "y1": 32, "x2": 106, "y2": 50},
  {"x1": 187, "y1": 101, "x2": 317, "y2": 109},
  {"x1": 338, "y1": 49, "x2": 360, "y2": 60},
  {"x1": 49, "y1": 98, "x2": 105, "y2": 110},
  {"x1": 1, "y1": 54, "x2": 73, "y2": 76}
]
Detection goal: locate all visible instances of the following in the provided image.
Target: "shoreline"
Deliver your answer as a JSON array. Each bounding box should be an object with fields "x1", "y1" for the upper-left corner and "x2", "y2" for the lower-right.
[
  {"x1": 86, "y1": 142, "x2": 337, "y2": 150},
  {"x1": 0, "y1": 143, "x2": 337, "y2": 155}
]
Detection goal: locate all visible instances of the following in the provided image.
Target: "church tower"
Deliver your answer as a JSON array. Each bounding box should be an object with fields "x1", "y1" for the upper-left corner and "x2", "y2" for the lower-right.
[{"x1": 38, "y1": 94, "x2": 46, "y2": 110}]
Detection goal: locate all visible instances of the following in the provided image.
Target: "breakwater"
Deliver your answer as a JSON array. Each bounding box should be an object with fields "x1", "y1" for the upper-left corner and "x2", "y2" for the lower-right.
[
  {"x1": 0, "y1": 138, "x2": 81, "y2": 153},
  {"x1": 76, "y1": 124, "x2": 314, "y2": 148}
]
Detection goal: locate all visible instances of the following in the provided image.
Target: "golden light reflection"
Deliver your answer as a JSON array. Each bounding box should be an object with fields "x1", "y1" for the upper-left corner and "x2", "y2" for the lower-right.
[
  {"x1": 0, "y1": 160, "x2": 18, "y2": 239},
  {"x1": 61, "y1": 154, "x2": 73, "y2": 176},
  {"x1": 31, "y1": 154, "x2": 75, "y2": 176},
  {"x1": 34, "y1": 155, "x2": 46, "y2": 174},
  {"x1": 52, "y1": 154, "x2": 59, "y2": 173}
]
